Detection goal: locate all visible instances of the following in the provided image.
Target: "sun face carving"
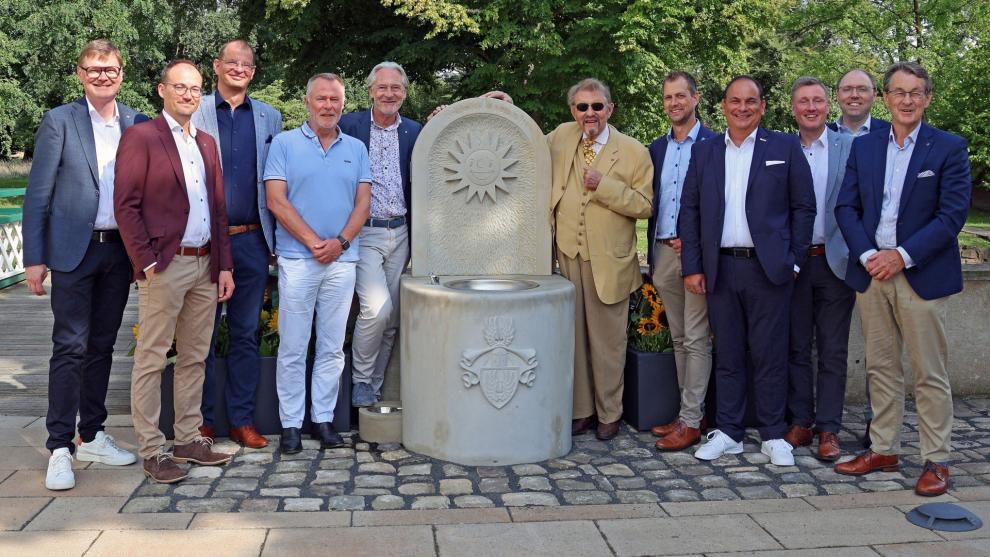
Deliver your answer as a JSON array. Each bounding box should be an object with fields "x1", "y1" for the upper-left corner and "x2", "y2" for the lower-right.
[{"x1": 444, "y1": 131, "x2": 519, "y2": 204}]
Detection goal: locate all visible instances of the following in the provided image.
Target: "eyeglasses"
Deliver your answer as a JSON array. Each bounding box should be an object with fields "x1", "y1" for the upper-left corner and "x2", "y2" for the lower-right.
[
  {"x1": 162, "y1": 83, "x2": 203, "y2": 97},
  {"x1": 575, "y1": 102, "x2": 606, "y2": 112},
  {"x1": 886, "y1": 89, "x2": 927, "y2": 101},
  {"x1": 79, "y1": 66, "x2": 121, "y2": 79},
  {"x1": 220, "y1": 60, "x2": 256, "y2": 71},
  {"x1": 838, "y1": 86, "x2": 873, "y2": 95}
]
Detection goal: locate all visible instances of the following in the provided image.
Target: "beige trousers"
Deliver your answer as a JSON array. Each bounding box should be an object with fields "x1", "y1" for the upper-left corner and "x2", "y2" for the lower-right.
[
  {"x1": 131, "y1": 255, "x2": 217, "y2": 459},
  {"x1": 652, "y1": 242, "x2": 712, "y2": 428},
  {"x1": 857, "y1": 272, "x2": 953, "y2": 462},
  {"x1": 557, "y1": 251, "x2": 628, "y2": 424}
]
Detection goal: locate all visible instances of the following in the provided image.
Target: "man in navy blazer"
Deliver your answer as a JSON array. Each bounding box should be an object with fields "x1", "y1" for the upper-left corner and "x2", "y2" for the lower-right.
[
  {"x1": 22, "y1": 39, "x2": 147, "y2": 491},
  {"x1": 192, "y1": 40, "x2": 283, "y2": 448},
  {"x1": 338, "y1": 62, "x2": 422, "y2": 406},
  {"x1": 835, "y1": 62, "x2": 971, "y2": 497},
  {"x1": 827, "y1": 69, "x2": 891, "y2": 138},
  {"x1": 645, "y1": 71, "x2": 718, "y2": 451},
  {"x1": 679, "y1": 75, "x2": 816, "y2": 466},
  {"x1": 783, "y1": 77, "x2": 856, "y2": 462}
]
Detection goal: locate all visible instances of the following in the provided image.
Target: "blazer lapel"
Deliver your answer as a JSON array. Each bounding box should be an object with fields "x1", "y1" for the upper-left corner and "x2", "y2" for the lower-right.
[
  {"x1": 713, "y1": 135, "x2": 727, "y2": 214},
  {"x1": 825, "y1": 128, "x2": 842, "y2": 206},
  {"x1": 197, "y1": 134, "x2": 218, "y2": 209},
  {"x1": 599, "y1": 125, "x2": 619, "y2": 175},
  {"x1": 898, "y1": 124, "x2": 934, "y2": 218},
  {"x1": 871, "y1": 131, "x2": 888, "y2": 210},
  {"x1": 71, "y1": 99, "x2": 100, "y2": 185},
  {"x1": 746, "y1": 128, "x2": 769, "y2": 193},
  {"x1": 252, "y1": 98, "x2": 270, "y2": 180},
  {"x1": 155, "y1": 116, "x2": 187, "y2": 194}
]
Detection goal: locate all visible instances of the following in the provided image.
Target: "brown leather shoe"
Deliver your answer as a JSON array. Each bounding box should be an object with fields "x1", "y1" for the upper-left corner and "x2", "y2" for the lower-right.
[
  {"x1": 572, "y1": 416, "x2": 596, "y2": 436},
  {"x1": 650, "y1": 420, "x2": 679, "y2": 438},
  {"x1": 835, "y1": 451, "x2": 899, "y2": 476},
  {"x1": 198, "y1": 425, "x2": 214, "y2": 440},
  {"x1": 143, "y1": 453, "x2": 187, "y2": 484},
  {"x1": 655, "y1": 421, "x2": 701, "y2": 451},
  {"x1": 816, "y1": 432, "x2": 841, "y2": 462},
  {"x1": 915, "y1": 460, "x2": 950, "y2": 497},
  {"x1": 229, "y1": 424, "x2": 269, "y2": 449},
  {"x1": 173, "y1": 438, "x2": 232, "y2": 466},
  {"x1": 783, "y1": 424, "x2": 813, "y2": 448},
  {"x1": 596, "y1": 420, "x2": 620, "y2": 441}
]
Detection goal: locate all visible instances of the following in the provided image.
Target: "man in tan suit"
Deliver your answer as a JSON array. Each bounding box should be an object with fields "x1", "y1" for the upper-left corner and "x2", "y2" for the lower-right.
[{"x1": 549, "y1": 78, "x2": 653, "y2": 440}]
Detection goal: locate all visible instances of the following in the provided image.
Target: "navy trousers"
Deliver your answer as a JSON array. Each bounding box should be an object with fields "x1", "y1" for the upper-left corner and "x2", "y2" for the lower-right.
[
  {"x1": 707, "y1": 254, "x2": 793, "y2": 442},
  {"x1": 46, "y1": 239, "x2": 131, "y2": 453},
  {"x1": 787, "y1": 254, "x2": 856, "y2": 433},
  {"x1": 202, "y1": 229, "x2": 270, "y2": 427}
]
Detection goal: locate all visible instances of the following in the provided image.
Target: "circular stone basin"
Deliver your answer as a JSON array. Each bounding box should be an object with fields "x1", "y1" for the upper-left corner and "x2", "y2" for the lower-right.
[
  {"x1": 444, "y1": 278, "x2": 539, "y2": 291},
  {"x1": 366, "y1": 405, "x2": 402, "y2": 414}
]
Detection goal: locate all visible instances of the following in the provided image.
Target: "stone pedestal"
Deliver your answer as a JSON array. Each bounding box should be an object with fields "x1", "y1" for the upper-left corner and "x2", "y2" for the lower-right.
[{"x1": 401, "y1": 275, "x2": 574, "y2": 465}]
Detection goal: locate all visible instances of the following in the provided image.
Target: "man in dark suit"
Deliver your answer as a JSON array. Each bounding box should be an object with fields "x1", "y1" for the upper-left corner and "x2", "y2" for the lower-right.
[
  {"x1": 339, "y1": 62, "x2": 422, "y2": 406},
  {"x1": 783, "y1": 77, "x2": 856, "y2": 462},
  {"x1": 828, "y1": 69, "x2": 891, "y2": 138},
  {"x1": 834, "y1": 62, "x2": 971, "y2": 496},
  {"x1": 22, "y1": 39, "x2": 146, "y2": 491},
  {"x1": 646, "y1": 71, "x2": 717, "y2": 451},
  {"x1": 115, "y1": 60, "x2": 235, "y2": 483},
  {"x1": 679, "y1": 75, "x2": 816, "y2": 466},
  {"x1": 192, "y1": 39, "x2": 283, "y2": 448}
]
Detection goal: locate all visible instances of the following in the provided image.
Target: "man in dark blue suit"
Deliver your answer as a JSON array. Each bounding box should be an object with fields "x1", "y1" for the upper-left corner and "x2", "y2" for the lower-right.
[
  {"x1": 339, "y1": 62, "x2": 422, "y2": 406},
  {"x1": 679, "y1": 75, "x2": 816, "y2": 466},
  {"x1": 22, "y1": 39, "x2": 148, "y2": 490},
  {"x1": 834, "y1": 62, "x2": 971, "y2": 497},
  {"x1": 646, "y1": 71, "x2": 717, "y2": 451}
]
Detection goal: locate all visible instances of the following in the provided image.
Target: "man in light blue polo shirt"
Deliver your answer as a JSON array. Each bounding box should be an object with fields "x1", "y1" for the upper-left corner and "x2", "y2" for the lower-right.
[{"x1": 264, "y1": 72, "x2": 371, "y2": 453}]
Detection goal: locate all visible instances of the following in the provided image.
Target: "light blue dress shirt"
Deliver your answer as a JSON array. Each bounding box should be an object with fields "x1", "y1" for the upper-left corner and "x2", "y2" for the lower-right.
[
  {"x1": 835, "y1": 115, "x2": 874, "y2": 138},
  {"x1": 656, "y1": 120, "x2": 701, "y2": 240}
]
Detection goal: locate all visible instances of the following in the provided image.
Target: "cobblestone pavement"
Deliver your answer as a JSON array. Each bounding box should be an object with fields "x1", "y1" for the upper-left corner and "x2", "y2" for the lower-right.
[{"x1": 122, "y1": 398, "x2": 990, "y2": 513}]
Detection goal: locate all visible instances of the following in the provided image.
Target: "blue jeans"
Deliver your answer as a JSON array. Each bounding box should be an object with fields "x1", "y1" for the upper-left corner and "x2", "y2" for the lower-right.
[{"x1": 202, "y1": 229, "x2": 270, "y2": 427}]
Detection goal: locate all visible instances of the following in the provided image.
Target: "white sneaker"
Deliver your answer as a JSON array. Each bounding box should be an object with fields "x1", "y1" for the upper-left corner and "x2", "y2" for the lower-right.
[
  {"x1": 45, "y1": 448, "x2": 75, "y2": 490},
  {"x1": 694, "y1": 429, "x2": 744, "y2": 460},
  {"x1": 77, "y1": 431, "x2": 137, "y2": 466},
  {"x1": 761, "y1": 438, "x2": 795, "y2": 466}
]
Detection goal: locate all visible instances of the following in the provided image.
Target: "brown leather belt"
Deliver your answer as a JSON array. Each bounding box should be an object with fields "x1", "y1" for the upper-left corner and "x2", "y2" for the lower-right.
[
  {"x1": 808, "y1": 244, "x2": 826, "y2": 257},
  {"x1": 657, "y1": 237, "x2": 678, "y2": 247},
  {"x1": 176, "y1": 244, "x2": 211, "y2": 257},
  {"x1": 228, "y1": 224, "x2": 260, "y2": 236}
]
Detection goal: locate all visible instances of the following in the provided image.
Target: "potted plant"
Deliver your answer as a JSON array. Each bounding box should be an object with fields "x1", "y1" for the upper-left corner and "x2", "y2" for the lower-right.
[{"x1": 622, "y1": 275, "x2": 679, "y2": 431}]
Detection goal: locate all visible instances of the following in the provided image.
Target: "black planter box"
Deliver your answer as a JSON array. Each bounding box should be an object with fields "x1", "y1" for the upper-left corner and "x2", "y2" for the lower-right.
[{"x1": 622, "y1": 348, "x2": 680, "y2": 431}]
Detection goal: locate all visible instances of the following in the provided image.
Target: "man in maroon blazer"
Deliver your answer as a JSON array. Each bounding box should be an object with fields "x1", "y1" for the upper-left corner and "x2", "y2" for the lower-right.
[{"x1": 114, "y1": 59, "x2": 235, "y2": 483}]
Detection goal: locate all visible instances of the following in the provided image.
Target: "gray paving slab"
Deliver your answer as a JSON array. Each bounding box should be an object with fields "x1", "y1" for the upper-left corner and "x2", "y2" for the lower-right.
[
  {"x1": 599, "y1": 515, "x2": 782, "y2": 556},
  {"x1": 750, "y1": 507, "x2": 943, "y2": 548},
  {"x1": 436, "y1": 520, "x2": 611, "y2": 557},
  {"x1": 0, "y1": 530, "x2": 99, "y2": 557},
  {"x1": 24, "y1": 496, "x2": 192, "y2": 531},
  {"x1": 86, "y1": 528, "x2": 266, "y2": 557},
  {"x1": 262, "y1": 525, "x2": 435, "y2": 557},
  {"x1": 708, "y1": 549, "x2": 881, "y2": 557},
  {"x1": 874, "y1": 540, "x2": 990, "y2": 556},
  {"x1": 0, "y1": 497, "x2": 48, "y2": 531}
]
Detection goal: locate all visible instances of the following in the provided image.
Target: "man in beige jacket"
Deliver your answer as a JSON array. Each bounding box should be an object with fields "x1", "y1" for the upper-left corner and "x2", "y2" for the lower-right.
[{"x1": 548, "y1": 78, "x2": 653, "y2": 440}]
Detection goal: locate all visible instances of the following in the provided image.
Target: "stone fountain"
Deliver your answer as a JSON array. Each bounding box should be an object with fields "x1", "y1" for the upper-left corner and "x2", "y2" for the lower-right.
[{"x1": 400, "y1": 98, "x2": 576, "y2": 466}]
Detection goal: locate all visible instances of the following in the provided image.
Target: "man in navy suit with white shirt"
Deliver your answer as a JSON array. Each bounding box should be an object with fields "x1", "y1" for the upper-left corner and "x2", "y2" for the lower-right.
[
  {"x1": 835, "y1": 62, "x2": 971, "y2": 496},
  {"x1": 679, "y1": 75, "x2": 816, "y2": 466}
]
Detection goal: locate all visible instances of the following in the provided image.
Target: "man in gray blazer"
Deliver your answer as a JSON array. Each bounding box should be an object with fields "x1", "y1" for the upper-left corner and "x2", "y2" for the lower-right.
[
  {"x1": 22, "y1": 39, "x2": 147, "y2": 490},
  {"x1": 192, "y1": 39, "x2": 282, "y2": 448},
  {"x1": 783, "y1": 77, "x2": 856, "y2": 461}
]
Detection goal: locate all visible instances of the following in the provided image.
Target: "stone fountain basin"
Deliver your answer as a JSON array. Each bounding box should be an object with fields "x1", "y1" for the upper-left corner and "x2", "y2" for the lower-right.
[{"x1": 444, "y1": 278, "x2": 539, "y2": 291}]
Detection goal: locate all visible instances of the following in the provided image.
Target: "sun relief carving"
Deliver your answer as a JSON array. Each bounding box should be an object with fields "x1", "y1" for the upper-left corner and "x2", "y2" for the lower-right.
[{"x1": 444, "y1": 131, "x2": 519, "y2": 204}]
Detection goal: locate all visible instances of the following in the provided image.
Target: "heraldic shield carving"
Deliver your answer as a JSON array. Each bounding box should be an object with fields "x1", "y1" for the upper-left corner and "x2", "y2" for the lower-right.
[{"x1": 460, "y1": 316, "x2": 538, "y2": 409}]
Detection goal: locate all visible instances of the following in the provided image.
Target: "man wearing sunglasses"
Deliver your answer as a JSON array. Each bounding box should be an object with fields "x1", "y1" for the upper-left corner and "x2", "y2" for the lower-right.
[
  {"x1": 548, "y1": 78, "x2": 653, "y2": 441},
  {"x1": 23, "y1": 39, "x2": 148, "y2": 491},
  {"x1": 115, "y1": 60, "x2": 235, "y2": 483}
]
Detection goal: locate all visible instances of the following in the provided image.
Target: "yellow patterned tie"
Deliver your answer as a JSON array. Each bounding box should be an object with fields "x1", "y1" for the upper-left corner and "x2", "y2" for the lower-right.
[{"x1": 582, "y1": 138, "x2": 597, "y2": 165}]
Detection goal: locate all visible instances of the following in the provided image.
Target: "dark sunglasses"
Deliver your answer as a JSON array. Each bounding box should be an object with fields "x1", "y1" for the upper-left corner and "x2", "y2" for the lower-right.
[{"x1": 575, "y1": 102, "x2": 605, "y2": 112}]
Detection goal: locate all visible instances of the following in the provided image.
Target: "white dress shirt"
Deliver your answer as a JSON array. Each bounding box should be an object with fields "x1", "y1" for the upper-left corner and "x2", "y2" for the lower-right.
[
  {"x1": 582, "y1": 125, "x2": 610, "y2": 157},
  {"x1": 87, "y1": 99, "x2": 121, "y2": 230},
  {"x1": 801, "y1": 129, "x2": 829, "y2": 245},
  {"x1": 163, "y1": 111, "x2": 211, "y2": 248},
  {"x1": 858, "y1": 123, "x2": 920, "y2": 269},
  {"x1": 721, "y1": 128, "x2": 758, "y2": 248}
]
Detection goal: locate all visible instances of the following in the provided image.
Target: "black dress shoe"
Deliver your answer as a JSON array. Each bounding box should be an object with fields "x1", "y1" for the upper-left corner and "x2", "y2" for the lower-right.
[
  {"x1": 280, "y1": 427, "x2": 302, "y2": 454},
  {"x1": 313, "y1": 422, "x2": 345, "y2": 449}
]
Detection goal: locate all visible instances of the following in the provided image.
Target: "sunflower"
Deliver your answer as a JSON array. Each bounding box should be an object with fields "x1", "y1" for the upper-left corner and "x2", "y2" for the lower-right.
[
  {"x1": 268, "y1": 309, "x2": 278, "y2": 330},
  {"x1": 131, "y1": 324, "x2": 140, "y2": 340},
  {"x1": 650, "y1": 303, "x2": 665, "y2": 322},
  {"x1": 637, "y1": 316, "x2": 661, "y2": 336}
]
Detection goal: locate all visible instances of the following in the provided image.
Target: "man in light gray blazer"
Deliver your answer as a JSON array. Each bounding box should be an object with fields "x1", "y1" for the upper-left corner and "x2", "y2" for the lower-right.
[
  {"x1": 22, "y1": 39, "x2": 147, "y2": 491},
  {"x1": 191, "y1": 39, "x2": 282, "y2": 448},
  {"x1": 783, "y1": 76, "x2": 856, "y2": 462}
]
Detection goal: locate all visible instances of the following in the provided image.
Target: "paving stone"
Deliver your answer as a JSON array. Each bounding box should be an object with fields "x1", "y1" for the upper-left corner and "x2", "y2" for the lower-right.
[
  {"x1": 279, "y1": 449, "x2": 319, "y2": 461},
  {"x1": 352, "y1": 488, "x2": 392, "y2": 495},
  {"x1": 400, "y1": 475, "x2": 432, "y2": 484},
  {"x1": 737, "y1": 485, "x2": 781, "y2": 498},
  {"x1": 663, "y1": 452, "x2": 700, "y2": 466},
  {"x1": 653, "y1": 479, "x2": 691, "y2": 490},
  {"x1": 225, "y1": 465, "x2": 266, "y2": 477},
  {"x1": 701, "y1": 488, "x2": 739, "y2": 500},
  {"x1": 642, "y1": 469, "x2": 677, "y2": 480},
  {"x1": 629, "y1": 459, "x2": 666, "y2": 471},
  {"x1": 237, "y1": 452, "x2": 273, "y2": 465},
  {"x1": 724, "y1": 466, "x2": 759, "y2": 473},
  {"x1": 216, "y1": 478, "x2": 258, "y2": 492},
  {"x1": 612, "y1": 477, "x2": 647, "y2": 489},
  {"x1": 781, "y1": 483, "x2": 820, "y2": 497},
  {"x1": 567, "y1": 453, "x2": 594, "y2": 464},
  {"x1": 858, "y1": 480, "x2": 908, "y2": 492},
  {"x1": 512, "y1": 464, "x2": 547, "y2": 476},
  {"x1": 562, "y1": 490, "x2": 613, "y2": 505},
  {"x1": 354, "y1": 475, "x2": 396, "y2": 489},
  {"x1": 556, "y1": 479, "x2": 596, "y2": 491},
  {"x1": 174, "y1": 484, "x2": 210, "y2": 497},
  {"x1": 549, "y1": 470, "x2": 582, "y2": 480},
  {"x1": 518, "y1": 476, "x2": 551, "y2": 491},
  {"x1": 439, "y1": 478, "x2": 473, "y2": 496},
  {"x1": 355, "y1": 452, "x2": 375, "y2": 463},
  {"x1": 695, "y1": 475, "x2": 729, "y2": 488},
  {"x1": 547, "y1": 459, "x2": 577, "y2": 469},
  {"x1": 679, "y1": 464, "x2": 715, "y2": 476},
  {"x1": 594, "y1": 476, "x2": 615, "y2": 491},
  {"x1": 411, "y1": 496, "x2": 450, "y2": 510},
  {"x1": 501, "y1": 492, "x2": 560, "y2": 506},
  {"x1": 238, "y1": 498, "x2": 279, "y2": 512},
  {"x1": 596, "y1": 463, "x2": 635, "y2": 477},
  {"x1": 710, "y1": 455, "x2": 743, "y2": 467},
  {"x1": 397, "y1": 463, "x2": 432, "y2": 476},
  {"x1": 219, "y1": 491, "x2": 251, "y2": 499},
  {"x1": 135, "y1": 483, "x2": 171, "y2": 496},
  {"x1": 578, "y1": 464, "x2": 598, "y2": 476},
  {"x1": 260, "y1": 488, "x2": 300, "y2": 497},
  {"x1": 477, "y1": 466, "x2": 507, "y2": 478},
  {"x1": 479, "y1": 478, "x2": 510, "y2": 493},
  {"x1": 266, "y1": 472, "x2": 307, "y2": 487},
  {"x1": 175, "y1": 498, "x2": 237, "y2": 512},
  {"x1": 742, "y1": 453, "x2": 771, "y2": 464},
  {"x1": 371, "y1": 495, "x2": 405, "y2": 510},
  {"x1": 354, "y1": 442, "x2": 371, "y2": 451},
  {"x1": 311, "y1": 469, "x2": 350, "y2": 484},
  {"x1": 327, "y1": 495, "x2": 365, "y2": 510},
  {"x1": 319, "y1": 458, "x2": 354, "y2": 470},
  {"x1": 309, "y1": 485, "x2": 345, "y2": 497},
  {"x1": 283, "y1": 498, "x2": 323, "y2": 511},
  {"x1": 358, "y1": 462, "x2": 396, "y2": 474},
  {"x1": 780, "y1": 472, "x2": 816, "y2": 483},
  {"x1": 274, "y1": 460, "x2": 311, "y2": 473},
  {"x1": 616, "y1": 490, "x2": 660, "y2": 504},
  {"x1": 590, "y1": 456, "x2": 617, "y2": 465},
  {"x1": 121, "y1": 497, "x2": 171, "y2": 513},
  {"x1": 380, "y1": 449, "x2": 411, "y2": 461},
  {"x1": 442, "y1": 464, "x2": 468, "y2": 477},
  {"x1": 399, "y1": 483, "x2": 436, "y2": 496},
  {"x1": 728, "y1": 471, "x2": 773, "y2": 484},
  {"x1": 664, "y1": 489, "x2": 701, "y2": 502},
  {"x1": 612, "y1": 448, "x2": 653, "y2": 458},
  {"x1": 187, "y1": 466, "x2": 222, "y2": 479},
  {"x1": 323, "y1": 448, "x2": 355, "y2": 458},
  {"x1": 751, "y1": 507, "x2": 942, "y2": 548},
  {"x1": 823, "y1": 483, "x2": 864, "y2": 495},
  {"x1": 811, "y1": 467, "x2": 857, "y2": 482},
  {"x1": 453, "y1": 495, "x2": 495, "y2": 508}
]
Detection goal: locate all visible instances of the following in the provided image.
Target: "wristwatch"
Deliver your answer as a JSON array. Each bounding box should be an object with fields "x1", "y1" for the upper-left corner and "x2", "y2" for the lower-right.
[{"x1": 337, "y1": 235, "x2": 351, "y2": 251}]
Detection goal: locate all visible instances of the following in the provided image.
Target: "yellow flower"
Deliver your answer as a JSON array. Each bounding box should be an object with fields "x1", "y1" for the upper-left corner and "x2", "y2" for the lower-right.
[
  {"x1": 637, "y1": 317, "x2": 661, "y2": 336},
  {"x1": 259, "y1": 310, "x2": 271, "y2": 324},
  {"x1": 268, "y1": 309, "x2": 278, "y2": 330},
  {"x1": 132, "y1": 324, "x2": 139, "y2": 340},
  {"x1": 650, "y1": 304, "x2": 664, "y2": 322}
]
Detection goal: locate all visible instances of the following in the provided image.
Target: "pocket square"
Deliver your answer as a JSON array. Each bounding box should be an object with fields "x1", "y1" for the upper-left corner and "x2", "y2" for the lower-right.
[
  {"x1": 766, "y1": 160, "x2": 785, "y2": 166},
  {"x1": 917, "y1": 170, "x2": 935, "y2": 178}
]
